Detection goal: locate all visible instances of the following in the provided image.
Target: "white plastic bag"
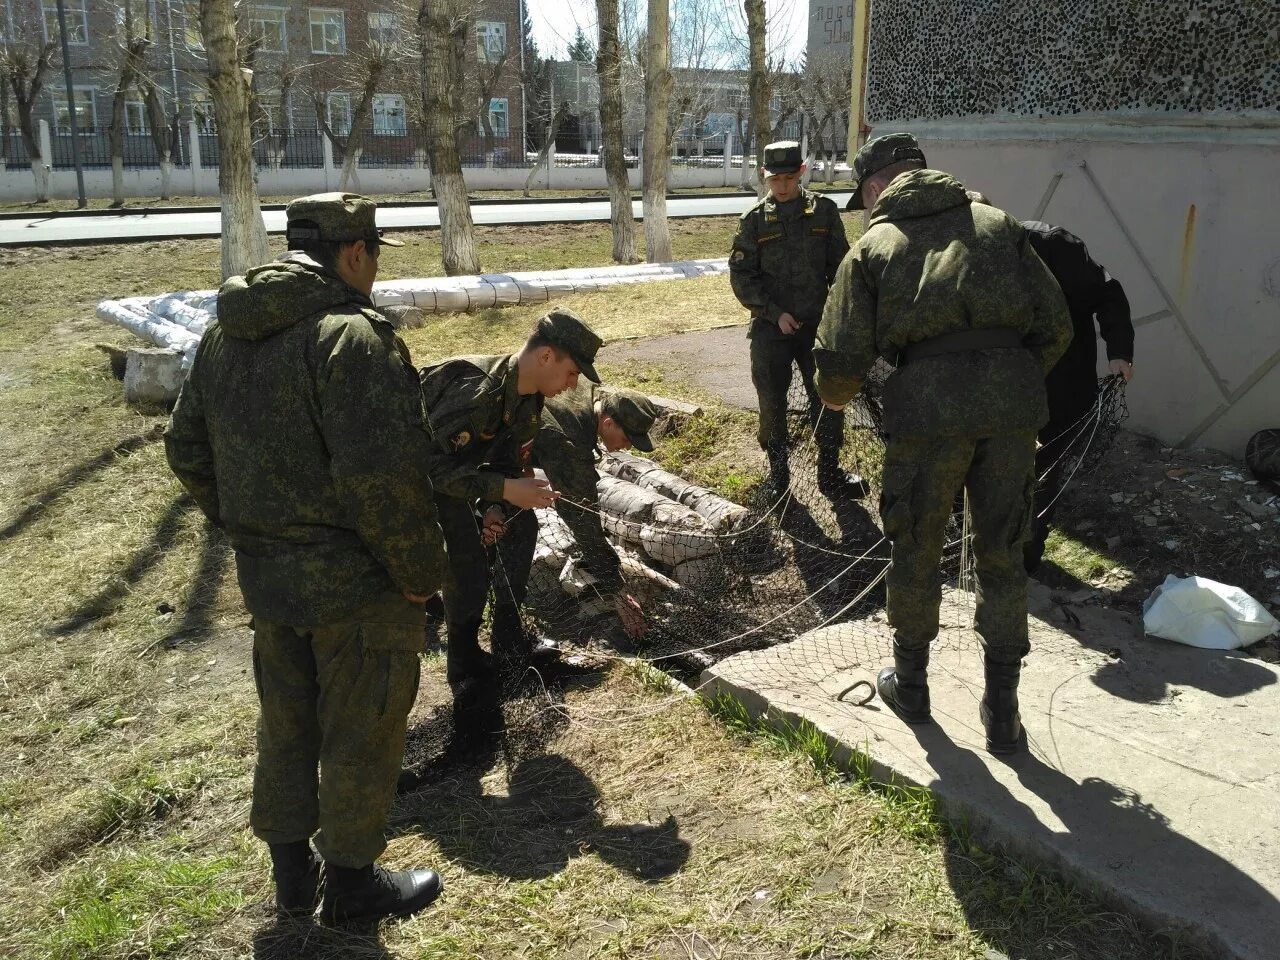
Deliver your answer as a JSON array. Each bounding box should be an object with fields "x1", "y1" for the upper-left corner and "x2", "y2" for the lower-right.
[{"x1": 1142, "y1": 574, "x2": 1280, "y2": 650}]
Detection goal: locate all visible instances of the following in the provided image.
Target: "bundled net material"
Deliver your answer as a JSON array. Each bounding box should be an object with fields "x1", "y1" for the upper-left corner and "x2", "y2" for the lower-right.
[
  {"x1": 1246, "y1": 429, "x2": 1280, "y2": 487},
  {"x1": 401, "y1": 371, "x2": 1129, "y2": 774}
]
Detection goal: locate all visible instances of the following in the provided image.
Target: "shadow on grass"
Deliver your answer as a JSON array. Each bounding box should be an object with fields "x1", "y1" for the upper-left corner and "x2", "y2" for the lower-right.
[
  {"x1": 251, "y1": 917, "x2": 392, "y2": 960},
  {"x1": 49, "y1": 492, "x2": 194, "y2": 636},
  {"x1": 0, "y1": 424, "x2": 164, "y2": 542}
]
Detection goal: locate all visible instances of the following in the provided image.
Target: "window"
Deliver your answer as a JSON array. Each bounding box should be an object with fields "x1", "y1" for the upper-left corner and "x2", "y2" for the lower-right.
[
  {"x1": 310, "y1": 9, "x2": 345, "y2": 54},
  {"x1": 125, "y1": 100, "x2": 149, "y2": 135},
  {"x1": 183, "y1": 1, "x2": 203, "y2": 49},
  {"x1": 326, "y1": 93, "x2": 351, "y2": 136},
  {"x1": 250, "y1": 6, "x2": 287, "y2": 53},
  {"x1": 367, "y1": 11, "x2": 397, "y2": 48},
  {"x1": 42, "y1": 0, "x2": 88, "y2": 45},
  {"x1": 482, "y1": 98, "x2": 508, "y2": 137},
  {"x1": 191, "y1": 92, "x2": 216, "y2": 133},
  {"x1": 257, "y1": 94, "x2": 285, "y2": 133},
  {"x1": 476, "y1": 21, "x2": 506, "y2": 62},
  {"x1": 372, "y1": 94, "x2": 406, "y2": 135},
  {"x1": 52, "y1": 87, "x2": 96, "y2": 133}
]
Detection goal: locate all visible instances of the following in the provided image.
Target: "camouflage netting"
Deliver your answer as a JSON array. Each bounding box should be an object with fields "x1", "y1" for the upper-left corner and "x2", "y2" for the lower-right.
[{"x1": 402, "y1": 373, "x2": 1128, "y2": 773}]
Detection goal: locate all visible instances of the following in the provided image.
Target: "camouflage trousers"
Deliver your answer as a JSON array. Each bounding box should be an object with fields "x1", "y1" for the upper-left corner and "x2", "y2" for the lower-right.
[
  {"x1": 435, "y1": 493, "x2": 537, "y2": 675},
  {"x1": 249, "y1": 591, "x2": 423, "y2": 867},
  {"x1": 749, "y1": 334, "x2": 845, "y2": 452},
  {"x1": 880, "y1": 432, "x2": 1037, "y2": 663}
]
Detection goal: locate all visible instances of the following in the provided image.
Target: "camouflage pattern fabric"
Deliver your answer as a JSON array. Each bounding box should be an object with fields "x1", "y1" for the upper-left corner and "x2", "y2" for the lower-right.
[
  {"x1": 164, "y1": 252, "x2": 447, "y2": 627},
  {"x1": 248, "y1": 591, "x2": 423, "y2": 867},
  {"x1": 813, "y1": 168, "x2": 1073, "y2": 666},
  {"x1": 729, "y1": 187, "x2": 850, "y2": 338},
  {"x1": 750, "y1": 335, "x2": 845, "y2": 452},
  {"x1": 881, "y1": 434, "x2": 1036, "y2": 662},
  {"x1": 419, "y1": 354, "x2": 544, "y2": 504},
  {"x1": 729, "y1": 187, "x2": 850, "y2": 452},
  {"x1": 814, "y1": 168, "x2": 1072, "y2": 436},
  {"x1": 532, "y1": 382, "x2": 626, "y2": 597}
]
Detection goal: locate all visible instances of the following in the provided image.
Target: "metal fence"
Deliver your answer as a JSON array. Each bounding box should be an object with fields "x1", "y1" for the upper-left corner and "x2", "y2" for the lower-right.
[
  {"x1": 48, "y1": 129, "x2": 191, "y2": 169},
  {"x1": 2, "y1": 131, "x2": 31, "y2": 166}
]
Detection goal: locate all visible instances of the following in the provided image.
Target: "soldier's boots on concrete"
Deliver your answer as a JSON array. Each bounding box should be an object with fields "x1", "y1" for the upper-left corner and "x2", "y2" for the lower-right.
[
  {"x1": 980, "y1": 658, "x2": 1024, "y2": 755},
  {"x1": 490, "y1": 602, "x2": 560, "y2": 674},
  {"x1": 761, "y1": 443, "x2": 791, "y2": 502},
  {"x1": 269, "y1": 840, "x2": 322, "y2": 918},
  {"x1": 816, "y1": 449, "x2": 871, "y2": 500},
  {"x1": 876, "y1": 646, "x2": 932, "y2": 724},
  {"x1": 320, "y1": 861, "x2": 443, "y2": 928}
]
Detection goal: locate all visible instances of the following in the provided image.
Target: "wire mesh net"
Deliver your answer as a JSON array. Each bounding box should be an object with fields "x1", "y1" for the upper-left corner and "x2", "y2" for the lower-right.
[{"x1": 402, "y1": 371, "x2": 1129, "y2": 775}]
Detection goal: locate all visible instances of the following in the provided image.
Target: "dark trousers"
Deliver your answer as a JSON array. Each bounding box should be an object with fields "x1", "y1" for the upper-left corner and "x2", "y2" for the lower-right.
[
  {"x1": 249, "y1": 592, "x2": 423, "y2": 867},
  {"x1": 881, "y1": 432, "x2": 1037, "y2": 663},
  {"x1": 1026, "y1": 388, "x2": 1097, "y2": 571},
  {"x1": 750, "y1": 335, "x2": 845, "y2": 452}
]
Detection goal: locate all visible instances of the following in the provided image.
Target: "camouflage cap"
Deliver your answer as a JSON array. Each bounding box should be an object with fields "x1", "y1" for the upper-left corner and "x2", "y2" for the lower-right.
[
  {"x1": 601, "y1": 389, "x2": 660, "y2": 452},
  {"x1": 535, "y1": 307, "x2": 602, "y2": 384},
  {"x1": 285, "y1": 191, "x2": 405, "y2": 247},
  {"x1": 847, "y1": 133, "x2": 927, "y2": 210},
  {"x1": 762, "y1": 140, "x2": 803, "y2": 176}
]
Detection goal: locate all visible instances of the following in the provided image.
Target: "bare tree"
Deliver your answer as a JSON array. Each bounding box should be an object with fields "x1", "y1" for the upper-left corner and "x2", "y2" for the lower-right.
[
  {"x1": 472, "y1": 45, "x2": 510, "y2": 162},
  {"x1": 522, "y1": 100, "x2": 567, "y2": 196},
  {"x1": 417, "y1": 0, "x2": 479, "y2": 275},
  {"x1": 596, "y1": 0, "x2": 637, "y2": 263},
  {"x1": 0, "y1": 18, "x2": 56, "y2": 202},
  {"x1": 642, "y1": 0, "x2": 673, "y2": 263},
  {"x1": 743, "y1": 0, "x2": 770, "y2": 198},
  {"x1": 104, "y1": 1, "x2": 155, "y2": 207},
  {"x1": 199, "y1": 0, "x2": 269, "y2": 278}
]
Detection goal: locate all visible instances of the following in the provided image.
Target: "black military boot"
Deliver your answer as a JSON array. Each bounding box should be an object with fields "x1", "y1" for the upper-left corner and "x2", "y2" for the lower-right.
[
  {"x1": 320, "y1": 861, "x2": 443, "y2": 929},
  {"x1": 980, "y1": 658, "x2": 1024, "y2": 755},
  {"x1": 490, "y1": 602, "x2": 560, "y2": 673},
  {"x1": 816, "y1": 449, "x2": 871, "y2": 500},
  {"x1": 446, "y1": 617, "x2": 494, "y2": 710},
  {"x1": 269, "y1": 840, "x2": 321, "y2": 918},
  {"x1": 876, "y1": 645, "x2": 932, "y2": 724},
  {"x1": 761, "y1": 443, "x2": 791, "y2": 502}
]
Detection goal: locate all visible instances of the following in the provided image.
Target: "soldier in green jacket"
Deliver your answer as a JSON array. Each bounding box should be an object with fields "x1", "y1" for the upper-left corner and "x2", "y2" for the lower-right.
[
  {"x1": 729, "y1": 140, "x2": 867, "y2": 501},
  {"x1": 814, "y1": 134, "x2": 1073, "y2": 754},
  {"x1": 520, "y1": 383, "x2": 660, "y2": 639},
  {"x1": 419, "y1": 310, "x2": 603, "y2": 697},
  {"x1": 165, "y1": 193, "x2": 446, "y2": 927}
]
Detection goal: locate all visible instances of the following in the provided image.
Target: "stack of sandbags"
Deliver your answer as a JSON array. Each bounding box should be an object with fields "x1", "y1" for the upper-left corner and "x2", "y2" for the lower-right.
[
  {"x1": 601, "y1": 451, "x2": 751, "y2": 534},
  {"x1": 595, "y1": 475, "x2": 718, "y2": 571}
]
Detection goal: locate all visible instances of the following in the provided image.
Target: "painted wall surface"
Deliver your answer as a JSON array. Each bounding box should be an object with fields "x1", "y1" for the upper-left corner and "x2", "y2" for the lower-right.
[{"x1": 855, "y1": 2, "x2": 1279, "y2": 455}]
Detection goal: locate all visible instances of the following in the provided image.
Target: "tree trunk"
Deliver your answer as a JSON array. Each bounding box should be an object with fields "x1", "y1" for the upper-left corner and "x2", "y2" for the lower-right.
[
  {"x1": 30, "y1": 158, "x2": 48, "y2": 202},
  {"x1": 109, "y1": 93, "x2": 128, "y2": 208},
  {"x1": 418, "y1": 1, "x2": 479, "y2": 276},
  {"x1": 159, "y1": 156, "x2": 173, "y2": 199},
  {"x1": 642, "y1": 0, "x2": 673, "y2": 263},
  {"x1": 522, "y1": 103, "x2": 565, "y2": 196},
  {"x1": 596, "y1": 0, "x2": 637, "y2": 264},
  {"x1": 744, "y1": 0, "x2": 770, "y2": 199},
  {"x1": 738, "y1": 113, "x2": 754, "y2": 190},
  {"x1": 340, "y1": 71, "x2": 380, "y2": 192},
  {"x1": 200, "y1": 0, "x2": 269, "y2": 279}
]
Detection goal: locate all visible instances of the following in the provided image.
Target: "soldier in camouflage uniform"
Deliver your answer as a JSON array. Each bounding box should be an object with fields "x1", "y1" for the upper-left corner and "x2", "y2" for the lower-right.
[
  {"x1": 509, "y1": 383, "x2": 661, "y2": 640},
  {"x1": 815, "y1": 135, "x2": 1072, "y2": 754},
  {"x1": 419, "y1": 310, "x2": 603, "y2": 698},
  {"x1": 729, "y1": 140, "x2": 867, "y2": 501},
  {"x1": 165, "y1": 193, "x2": 446, "y2": 926}
]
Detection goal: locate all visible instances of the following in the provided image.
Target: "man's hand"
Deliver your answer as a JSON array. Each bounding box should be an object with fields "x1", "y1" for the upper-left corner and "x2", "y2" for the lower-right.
[
  {"x1": 504, "y1": 476, "x2": 559, "y2": 509},
  {"x1": 1109, "y1": 359, "x2": 1134, "y2": 382},
  {"x1": 614, "y1": 592, "x2": 648, "y2": 639},
  {"x1": 822, "y1": 400, "x2": 846, "y2": 412},
  {"x1": 480, "y1": 505, "x2": 507, "y2": 545},
  {"x1": 778, "y1": 312, "x2": 802, "y2": 335}
]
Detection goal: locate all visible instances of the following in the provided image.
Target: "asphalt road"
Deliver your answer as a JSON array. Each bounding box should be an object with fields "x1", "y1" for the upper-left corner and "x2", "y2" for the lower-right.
[{"x1": 0, "y1": 193, "x2": 854, "y2": 247}]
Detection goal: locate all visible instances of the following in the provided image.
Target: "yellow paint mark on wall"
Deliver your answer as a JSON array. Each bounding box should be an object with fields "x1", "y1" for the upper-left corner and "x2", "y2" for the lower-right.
[{"x1": 1179, "y1": 204, "x2": 1197, "y2": 305}]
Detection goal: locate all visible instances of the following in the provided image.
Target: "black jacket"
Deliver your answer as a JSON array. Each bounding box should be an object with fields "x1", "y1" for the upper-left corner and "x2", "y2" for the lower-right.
[{"x1": 1023, "y1": 221, "x2": 1133, "y2": 423}]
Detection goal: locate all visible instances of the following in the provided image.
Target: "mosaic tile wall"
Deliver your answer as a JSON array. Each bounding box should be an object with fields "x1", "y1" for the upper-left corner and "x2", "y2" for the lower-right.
[{"x1": 866, "y1": 0, "x2": 1280, "y2": 122}]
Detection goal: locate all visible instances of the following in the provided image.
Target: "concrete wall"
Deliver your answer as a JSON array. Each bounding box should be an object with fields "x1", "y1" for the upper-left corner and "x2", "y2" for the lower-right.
[{"x1": 890, "y1": 122, "x2": 1279, "y2": 457}]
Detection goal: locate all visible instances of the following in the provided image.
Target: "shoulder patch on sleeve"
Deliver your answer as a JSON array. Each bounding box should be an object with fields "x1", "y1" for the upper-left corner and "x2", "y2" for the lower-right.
[
  {"x1": 731, "y1": 249, "x2": 746, "y2": 262},
  {"x1": 451, "y1": 430, "x2": 472, "y2": 450}
]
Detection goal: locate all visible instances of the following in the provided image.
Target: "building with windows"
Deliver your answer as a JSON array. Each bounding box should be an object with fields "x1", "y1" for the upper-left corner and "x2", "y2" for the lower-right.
[{"x1": 0, "y1": 0, "x2": 526, "y2": 168}]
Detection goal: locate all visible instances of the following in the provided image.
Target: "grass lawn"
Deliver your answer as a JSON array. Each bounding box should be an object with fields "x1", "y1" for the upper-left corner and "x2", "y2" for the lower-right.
[{"x1": 0, "y1": 222, "x2": 1203, "y2": 959}]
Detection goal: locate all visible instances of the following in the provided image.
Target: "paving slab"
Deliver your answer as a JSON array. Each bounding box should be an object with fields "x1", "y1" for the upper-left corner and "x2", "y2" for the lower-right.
[
  {"x1": 599, "y1": 325, "x2": 756, "y2": 410},
  {"x1": 701, "y1": 584, "x2": 1280, "y2": 959}
]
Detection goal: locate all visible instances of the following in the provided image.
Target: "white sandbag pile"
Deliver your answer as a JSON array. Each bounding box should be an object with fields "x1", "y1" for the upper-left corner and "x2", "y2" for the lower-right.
[
  {"x1": 595, "y1": 475, "x2": 718, "y2": 568},
  {"x1": 601, "y1": 451, "x2": 751, "y2": 533}
]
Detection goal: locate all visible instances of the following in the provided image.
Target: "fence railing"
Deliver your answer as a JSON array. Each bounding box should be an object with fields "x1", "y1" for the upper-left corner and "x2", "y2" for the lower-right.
[
  {"x1": 48, "y1": 129, "x2": 191, "y2": 169},
  {"x1": 2, "y1": 131, "x2": 31, "y2": 167}
]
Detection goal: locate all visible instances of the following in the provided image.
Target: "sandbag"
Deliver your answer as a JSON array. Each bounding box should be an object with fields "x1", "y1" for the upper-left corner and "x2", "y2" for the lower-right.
[
  {"x1": 596, "y1": 475, "x2": 716, "y2": 562},
  {"x1": 1142, "y1": 574, "x2": 1279, "y2": 650},
  {"x1": 602, "y1": 451, "x2": 751, "y2": 533},
  {"x1": 1246, "y1": 429, "x2": 1280, "y2": 483}
]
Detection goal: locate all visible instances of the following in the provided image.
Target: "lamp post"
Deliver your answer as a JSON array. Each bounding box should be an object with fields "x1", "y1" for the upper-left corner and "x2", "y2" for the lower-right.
[{"x1": 53, "y1": 0, "x2": 87, "y2": 208}]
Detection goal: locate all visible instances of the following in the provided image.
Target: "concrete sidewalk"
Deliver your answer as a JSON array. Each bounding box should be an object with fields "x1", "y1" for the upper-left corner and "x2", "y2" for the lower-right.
[{"x1": 701, "y1": 584, "x2": 1280, "y2": 959}]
